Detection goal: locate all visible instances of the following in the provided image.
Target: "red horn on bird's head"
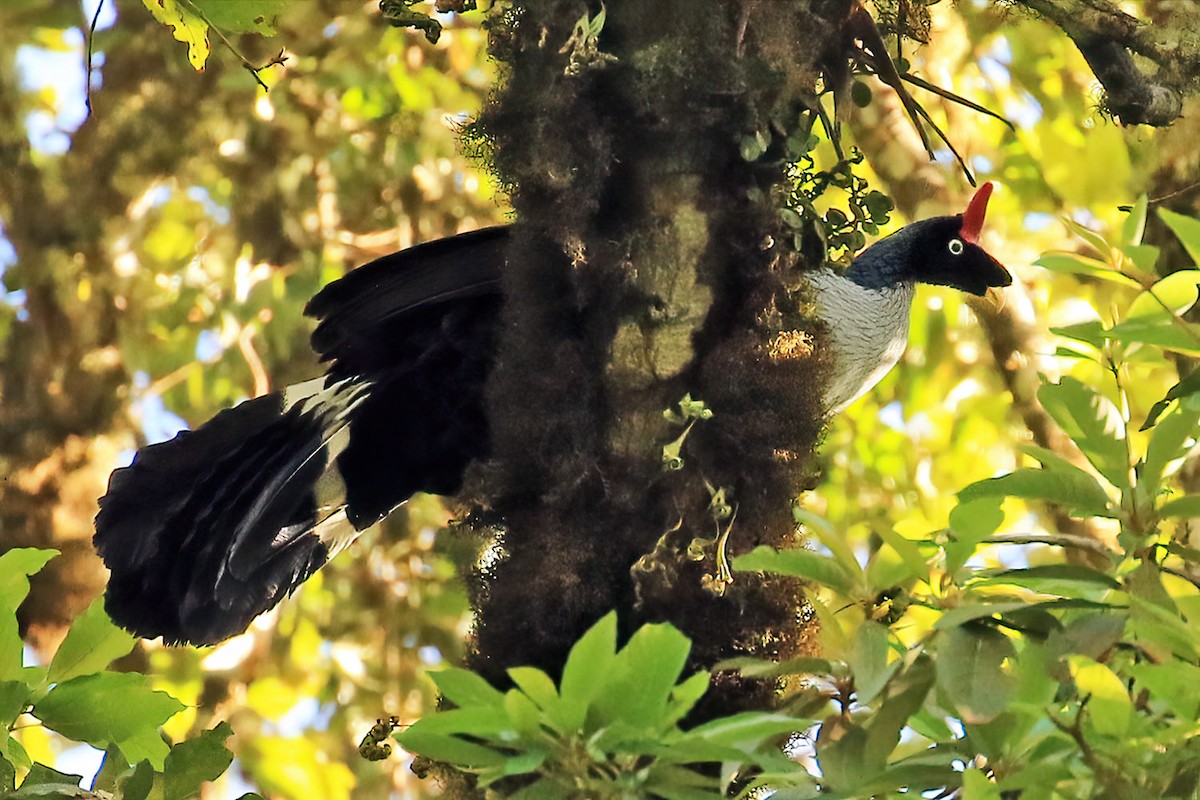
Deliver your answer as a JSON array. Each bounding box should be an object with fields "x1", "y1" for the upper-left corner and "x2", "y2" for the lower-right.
[{"x1": 961, "y1": 181, "x2": 994, "y2": 245}]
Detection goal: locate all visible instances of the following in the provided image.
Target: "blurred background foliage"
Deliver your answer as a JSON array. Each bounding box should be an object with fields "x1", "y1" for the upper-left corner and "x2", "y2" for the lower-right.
[{"x1": 0, "y1": 0, "x2": 1197, "y2": 797}]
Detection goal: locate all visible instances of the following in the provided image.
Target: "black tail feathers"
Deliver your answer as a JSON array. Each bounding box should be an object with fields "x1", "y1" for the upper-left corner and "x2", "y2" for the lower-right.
[{"x1": 95, "y1": 228, "x2": 508, "y2": 645}]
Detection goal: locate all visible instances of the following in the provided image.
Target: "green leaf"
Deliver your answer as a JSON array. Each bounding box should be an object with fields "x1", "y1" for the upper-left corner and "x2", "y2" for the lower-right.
[
  {"x1": 1159, "y1": 494, "x2": 1200, "y2": 518},
  {"x1": 794, "y1": 507, "x2": 863, "y2": 580},
  {"x1": 115, "y1": 760, "x2": 155, "y2": 800},
  {"x1": 1128, "y1": 595, "x2": 1198, "y2": 661},
  {"x1": 1062, "y1": 218, "x2": 1115, "y2": 259},
  {"x1": 47, "y1": 599, "x2": 136, "y2": 685},
  {"x1": 0, "y1": 549, "x2": 59, "y2": 614},
  {"x1": 1037, "y1": 378, "x2": 1128, "y2": 488},
  {"x1": 477, "y1": 749, "x2": 548, "y2": 787},
  {"x1": 1105, "y1": 316, "x2": 1200, "y2": 357},
  {"x1": 687, "y1": 711, "x2": 800, "y2": 748},
  {"x1": 430, "y1": 667, "x2": 505, "y2": 709},
  {"x1": 1034, "y1": 252, "x2": 1136, "y2": 285},
  {"x1": 975, "y1": 564, "x2": 1120, "y2": 593},
  {"x1": 32, "y1": 673, "x2": 184, "y2": 768},
  {"x1": 393, "y1": 728, "x2": 506, "y2": 768},
  {"x1": 1125, "y1": 270, "x2": 1200, "y2": 320},
  {"x1": 592, "y1": 622, "x2": 692, "y2": 730},
  {"x1": 558, "y1": 612, "x2": 616, "y2": 729},
  {"x1": 0, "y1": 755, "x2": 13, "y2": 795},
  {"x1": 936, "y1": 625, "x2": 1014, "y2": 724},
  {"x1": 936, "y1": 601, "x2": 1053, "y2": 630},
  {"x1": 402, "y1": 706, "x2": 518, "y2": 739},
  {"x1": 1067, "y1": 656, "x2": 1131, "y2": 738},
  {"x1": 142, "y1": 0, "x2": 211, "y2": 70},
  {"x1": 190, "y1": 0, "x2": 286, "y2": 34},
  {"x1": 963, "y1": 766, "x2": 1002, "y2": 799},
  {"x1": 1159, "y1": 208, "x2": 1200, "y2": 267},
  {"x1": 863, "y1": 655, "x2": 935, "y2": 772},
  {"x1": 507, "y1": 667, "x2": 558, "y2": 714},
  {"x1": 732, "y1": 545, "x2": 856, "y2": 596},
  {"x1": 1051, "y1": 320, "x2": 1107, "y2": 348},
  {"x1": 1142, "y1": 368, "x2": 1200, "y2": 430},
  {"x1": 1144, "y1": 403, "x2": 1200, "y2": 490},
  {"x1": 0, "y1": 549, "x2": 59, "y2": 681},
  {"x1": 947, "y1": 498, "x2": 1004, "y2": 573},
  {"x1": 664, "y1": 670, "x2": 711, "y2": 726},
  {"x1": 7, "y1": 763, "x2": 86, "y2": 799},
  {"x1": 1122, "y1": 194, "x2": 1148, "y2": 246},
  {"x1": 163, "y1": 722, "x2": 235, "y2": 800},
  {"x1": 0, "y1": 681, "x2": 30, "y2": 728},
  {"x1": 1127, "y1": 660, "x2": 1200, "y2": 721},
  {"x1": 847, "y1": 622, "x2": 895, "y2": 705},
  {"x1": 957, "y1": 467, "x2": 1114, "y2": 518}
]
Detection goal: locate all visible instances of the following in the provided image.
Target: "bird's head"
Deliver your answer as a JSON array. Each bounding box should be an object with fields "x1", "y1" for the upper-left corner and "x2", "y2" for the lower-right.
[{"x1": 847, "y1": 182, "x2": 1012, "y2": 297}]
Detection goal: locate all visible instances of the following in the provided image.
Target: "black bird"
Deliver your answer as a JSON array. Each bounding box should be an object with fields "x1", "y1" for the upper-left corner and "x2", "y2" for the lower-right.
[{"x1": 94, "y1": 185, "x2": 1009, "y2": 645}]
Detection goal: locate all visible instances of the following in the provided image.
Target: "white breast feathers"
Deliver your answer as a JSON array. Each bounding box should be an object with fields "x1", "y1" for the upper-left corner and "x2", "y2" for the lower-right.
[{"x1": 807, "y1": 269, "x2": 916, "y2": 414}]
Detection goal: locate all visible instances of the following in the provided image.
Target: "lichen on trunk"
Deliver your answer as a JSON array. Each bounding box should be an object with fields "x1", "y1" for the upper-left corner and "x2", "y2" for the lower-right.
[{"x1": 457, "y1": 0, "x2": 833, "y2": 728}]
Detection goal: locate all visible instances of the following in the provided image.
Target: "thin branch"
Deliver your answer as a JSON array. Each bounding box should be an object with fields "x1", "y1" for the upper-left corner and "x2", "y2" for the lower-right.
[
  {"x1": 178, "y1": 0, "x2": 288, "y2": 91},
  {"x1": 1004, "y1": 0, "x2": 1200, "y2": 126},
  {"x1": 984, "y1": 532, "x2": 1117, "y2": 558},
  {"x1": 84, "y1": 0, "x2": 105, "y2": 118}
]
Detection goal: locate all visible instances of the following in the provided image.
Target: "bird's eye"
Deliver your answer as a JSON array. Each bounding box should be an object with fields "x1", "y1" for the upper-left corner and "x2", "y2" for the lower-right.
[{"x1": 948, "y1": 238, "x2": 965, "y2": 255}]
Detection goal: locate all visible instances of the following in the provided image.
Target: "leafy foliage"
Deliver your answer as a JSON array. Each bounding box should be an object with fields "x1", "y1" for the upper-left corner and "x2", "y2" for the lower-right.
[
  {"x1": 0, "y1": 550, "x2": 251, "y2": 799},
  {"x1": 397, "y1": 207, "x2": 1200, "y2": 797},
  {"x1": 396, "y1": 613, "x2": 806, "y2": 798}
]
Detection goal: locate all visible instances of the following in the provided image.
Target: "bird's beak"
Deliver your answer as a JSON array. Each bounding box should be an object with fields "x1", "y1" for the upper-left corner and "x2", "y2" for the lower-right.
[{"x1": 984, "y1": 285, "x2": 1007, "y2": 310}]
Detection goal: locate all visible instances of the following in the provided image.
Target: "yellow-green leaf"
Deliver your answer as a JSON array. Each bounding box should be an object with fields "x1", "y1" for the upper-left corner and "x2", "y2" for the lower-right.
[
  {"x1": 1067, "y1": 656, "x2": 1131, "y2": 738},
  {"x1": 142, "y1": 0, "x2": 211, "y2": 70}
]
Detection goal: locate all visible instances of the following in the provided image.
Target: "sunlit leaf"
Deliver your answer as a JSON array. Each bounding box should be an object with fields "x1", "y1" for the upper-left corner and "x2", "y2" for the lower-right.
[
  {"x1": 1159, "y1": 494, "x2": 1200, "y2": 518},
  {"x1": 733, "y1": 545, "x2": 856, "y2": 596},
  {"x1": 1037, "y1": 378, "x2": 1128, "y2": 489},
  {"x1": 47, "y1": 599, "x2": 136, "y2": 685},
  {"x1": 0, "y1": 549, "x2": 58, "y2": 681},
  {"x1": 142, "y1": 0, "x2": 211, "y2": 70},
  {"x1": 1033, "y1": 252, "x2": 1136, "y2": 285},
  {"x1": 191, "y1": 0, "x2": 286, "y2": 34},
  {"x1": 958, "y1": 467, "x2": 1114, "y2": 518},
  {"x1": 558, "y1": 612, "x2": 616, "y2": 729},
  {"x1": 430, "y1": 667, "x2": 505, "y2": 709},
  {"x1": 1144, "y1": 403, "x2": 1200, "y2": 491},
  {"x1": 1159, "y1": 208, "x2": 1200, "y2": 267},
  {"x1": 947, "y1": 497, "x2": 1004, "y2": 573},
  {"x1": 1125, "y1": 270, "x2": 1200, "y2": 320},
  {"x1": 32, "y1": 673, "x2": 184, "y2": 768},
  {"x1": 1067, "y1": 656, "x2": 1130, "y2": 738},
  {"x1": 1121, "y1": 194, "x2": 1148, "y2": 246}
]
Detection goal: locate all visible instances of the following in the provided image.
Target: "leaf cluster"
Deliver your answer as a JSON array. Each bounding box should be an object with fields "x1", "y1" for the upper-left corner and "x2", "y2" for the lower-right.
[
  {"x1": 782, "y1": 131, "x2": 895, "y2": 263},
  {"x1": 396, "y1": 613, "x2": 805, "y2": 798},
  {"x1": 0, "y1": 550, "x2": 250, "y2": 800}
]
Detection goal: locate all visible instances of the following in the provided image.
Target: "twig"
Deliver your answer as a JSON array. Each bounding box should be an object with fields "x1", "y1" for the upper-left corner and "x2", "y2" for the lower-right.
[
  {"x1": 237, "y1": 326, "x2": 271, "y2": 397},
  {"x1": 984, "y1": 532, "x2": 1116, "y2": 558},
  {"x1": 179, "y1": 0, "x2": 288, "y2": 91},
  {"x1": 84, "y1": 0, "x2": 105, "y2": 118}
]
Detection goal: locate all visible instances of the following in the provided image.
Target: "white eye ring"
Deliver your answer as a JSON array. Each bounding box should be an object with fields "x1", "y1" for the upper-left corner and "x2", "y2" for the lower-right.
[{"x1": 948, "y1": 238, "x2": 965, "y2": 255}]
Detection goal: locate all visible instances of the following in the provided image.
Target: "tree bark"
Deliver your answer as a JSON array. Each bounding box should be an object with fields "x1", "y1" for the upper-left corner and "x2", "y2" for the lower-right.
[{"x1": 458, "y1": 0, "x2": 833, "y2": 723}]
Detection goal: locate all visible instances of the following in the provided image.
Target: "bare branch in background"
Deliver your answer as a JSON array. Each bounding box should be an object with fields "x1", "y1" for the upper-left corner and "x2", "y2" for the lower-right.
[{"x1": 1003, "y1": 0, "x2": 1200, "y2": 126}]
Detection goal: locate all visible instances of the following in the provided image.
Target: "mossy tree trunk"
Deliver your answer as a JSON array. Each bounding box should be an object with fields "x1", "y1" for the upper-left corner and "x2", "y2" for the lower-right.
[{"x1": 460, "y1": 0, "x2": 833, "y2": 720}]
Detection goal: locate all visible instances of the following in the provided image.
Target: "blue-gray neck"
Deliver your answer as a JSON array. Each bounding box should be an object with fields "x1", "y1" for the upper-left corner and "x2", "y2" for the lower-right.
[{"x1": 845, "y1": 219, "x2": 932, "y2": 290}]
